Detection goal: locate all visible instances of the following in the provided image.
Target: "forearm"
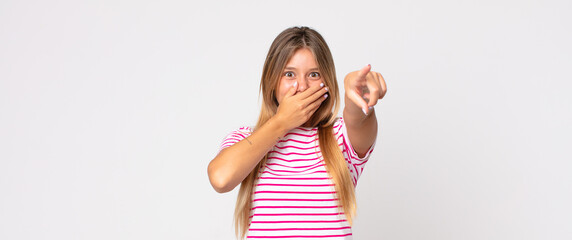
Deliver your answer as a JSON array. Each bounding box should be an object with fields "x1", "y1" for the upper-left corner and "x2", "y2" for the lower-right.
[
  {"x1": 343, "y1": 94, "x2": 378, "y2": 157},
  {"x1": 207, "y1": 117, "x2": 288, "y2": 193}
]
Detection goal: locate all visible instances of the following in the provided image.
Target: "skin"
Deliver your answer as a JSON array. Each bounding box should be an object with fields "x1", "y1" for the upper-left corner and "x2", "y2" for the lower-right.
[
  {"x1": 207, "y1": 48, "x2": 387, "y2": 193},
  {"x1": 343, "y1": 63, "x2": 387, "y2": 157},
  {"x1": 274, "y1": 48, "x2": 329, "y2": 128}
]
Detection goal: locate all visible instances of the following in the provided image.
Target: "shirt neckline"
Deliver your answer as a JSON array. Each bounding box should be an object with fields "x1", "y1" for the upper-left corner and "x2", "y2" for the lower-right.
[{"x1": 294, "y1": 126, "x2": 317, "y2": 131}]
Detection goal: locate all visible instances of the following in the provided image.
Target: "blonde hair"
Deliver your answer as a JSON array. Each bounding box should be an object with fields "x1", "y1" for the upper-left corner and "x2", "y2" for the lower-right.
[{"x1": 234, "y1": 26, "x2": 356, "y2": 239}]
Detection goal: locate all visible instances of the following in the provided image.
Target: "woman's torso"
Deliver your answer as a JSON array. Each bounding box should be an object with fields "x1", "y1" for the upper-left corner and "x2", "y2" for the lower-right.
[{"x1": 247, "y1": 126, "x2": 353, "y2": 239}]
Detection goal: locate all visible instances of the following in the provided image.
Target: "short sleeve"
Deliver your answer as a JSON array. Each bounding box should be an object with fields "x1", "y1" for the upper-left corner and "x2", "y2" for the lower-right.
[
  {"x1": 218, "y1": 126, "x2": 253, "y2": 153},
  {"x1": 333, "y1": 117, "x2": 376, "y2": 186}
]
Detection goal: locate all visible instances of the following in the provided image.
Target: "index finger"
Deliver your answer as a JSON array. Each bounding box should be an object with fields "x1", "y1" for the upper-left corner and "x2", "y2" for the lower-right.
[
  {"x1": 356, "y1": 64, "x2": 371, "y2": 80},
  {"x1": 296, "y1": 82, "x2": 325, "y2": 100}
]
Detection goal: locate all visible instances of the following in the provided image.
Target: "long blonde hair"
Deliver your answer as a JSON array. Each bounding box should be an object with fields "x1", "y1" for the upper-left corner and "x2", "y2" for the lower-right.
[{"x1": 234, "y1": 26, "x2": 356, "y2": 239}]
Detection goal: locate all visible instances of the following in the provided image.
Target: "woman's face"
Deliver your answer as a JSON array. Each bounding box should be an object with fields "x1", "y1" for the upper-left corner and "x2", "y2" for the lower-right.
[{"x1": 275, "y1": 48, "x2": 324, "y2": 104}]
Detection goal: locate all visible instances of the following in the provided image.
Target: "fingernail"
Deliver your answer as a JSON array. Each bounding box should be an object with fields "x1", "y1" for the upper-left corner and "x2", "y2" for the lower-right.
[
  {"x1": 320, "y1": 83, "x2": 324, "y2": 87},
  {"x1": 362, "y1": 108, "x2": 368, "y2": 115},
  {"x1": 369, "y1": 106, "x2": 373, "y2": 110},
  {"x1": 324, "y1": 94, "x2": 328, "y2": 98},
  {"x1": 324, "y1": 87, "x2": 328, "y2": 91}
]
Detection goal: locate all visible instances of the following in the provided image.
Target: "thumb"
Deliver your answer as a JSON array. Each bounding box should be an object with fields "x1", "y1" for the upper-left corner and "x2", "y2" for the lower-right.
[
  {"x1": 356, "y1": 64, "x2": 371, "y2": 80},
  {"x1": 347, "y1": 90, "x2": 369, "y2": 115}
]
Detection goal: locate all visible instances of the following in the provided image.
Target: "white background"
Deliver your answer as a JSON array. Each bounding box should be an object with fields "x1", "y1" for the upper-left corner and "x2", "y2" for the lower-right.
[{"x1": 1, "y1": 0, "x2": 571, "y2": 239}]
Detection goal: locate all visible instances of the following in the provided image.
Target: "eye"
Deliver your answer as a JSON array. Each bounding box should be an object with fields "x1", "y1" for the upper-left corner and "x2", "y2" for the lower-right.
[
  {"x1": 309, "y1": 72, "x2": 321, "y2": 80},
  {"x1": 284, "y1": 71, "x2": 295, "y2": 78}
]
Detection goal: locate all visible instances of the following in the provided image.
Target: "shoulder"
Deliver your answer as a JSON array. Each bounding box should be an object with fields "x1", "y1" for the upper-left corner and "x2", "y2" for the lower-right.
[
  {"x1": 235, "y1": 126, "x2": 253, "y2": 134},
  {"x1": 226, "y1": 126, "x2": 253, "y2": 139},
  {"x1": 218, "y1": 125, "x2": 253, "y2": 152}
]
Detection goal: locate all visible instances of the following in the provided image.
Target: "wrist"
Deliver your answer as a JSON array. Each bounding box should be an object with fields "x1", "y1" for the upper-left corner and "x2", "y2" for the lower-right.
[{"x1": 267, "y1": 116, "x2": 290, "y2": 139}]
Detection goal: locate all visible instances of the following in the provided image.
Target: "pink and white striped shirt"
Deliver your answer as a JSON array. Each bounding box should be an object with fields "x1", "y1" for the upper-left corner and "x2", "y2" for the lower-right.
[{"x1": 219, "y1": 117, "x2": 375, "y2": 239}]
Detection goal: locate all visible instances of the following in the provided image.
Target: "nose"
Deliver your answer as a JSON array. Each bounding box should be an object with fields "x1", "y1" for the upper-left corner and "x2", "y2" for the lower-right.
[{"x1": 296, "y1": 78, "x2": 309, "y2": 92}]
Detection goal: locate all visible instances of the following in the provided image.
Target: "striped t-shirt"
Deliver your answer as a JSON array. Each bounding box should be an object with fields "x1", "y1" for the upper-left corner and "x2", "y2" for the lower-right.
[{"x1": 219, "y1": 117, "x2": 375, "y2": 239}]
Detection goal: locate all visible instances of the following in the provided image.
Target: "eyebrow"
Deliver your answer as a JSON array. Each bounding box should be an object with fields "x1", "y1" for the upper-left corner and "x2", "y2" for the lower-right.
[{"x1": 284, "y1": 66, "x2": 320, "y2": 71}]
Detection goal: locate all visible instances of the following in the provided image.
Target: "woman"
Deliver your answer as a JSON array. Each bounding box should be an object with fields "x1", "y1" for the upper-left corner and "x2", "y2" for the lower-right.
[{"x1": 207, "y1": 26, "x2": 387, "y2": 239}]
